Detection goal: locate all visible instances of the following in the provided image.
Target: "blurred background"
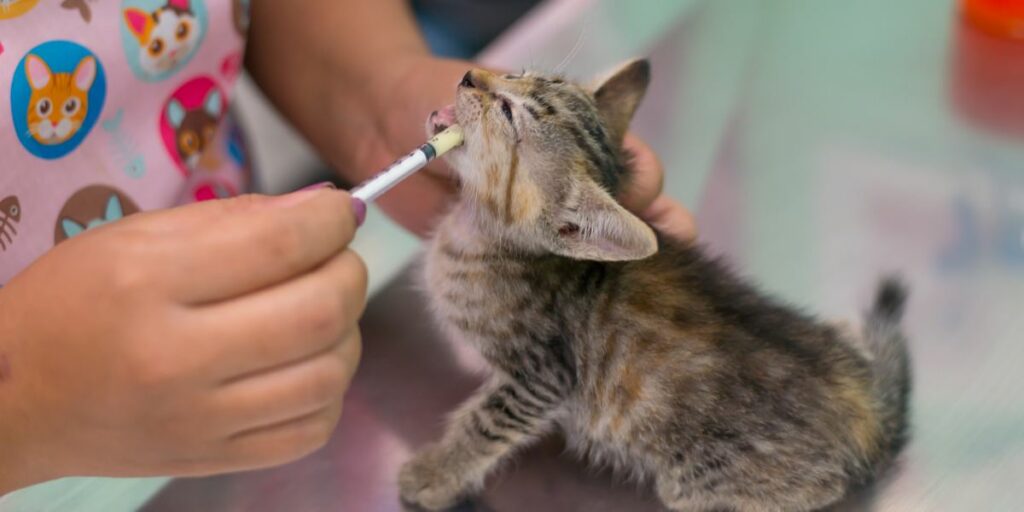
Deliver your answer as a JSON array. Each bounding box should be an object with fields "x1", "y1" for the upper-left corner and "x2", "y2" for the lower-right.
[{"x1": 5, "y1": 0, "x2": 1024, "y2": 510}]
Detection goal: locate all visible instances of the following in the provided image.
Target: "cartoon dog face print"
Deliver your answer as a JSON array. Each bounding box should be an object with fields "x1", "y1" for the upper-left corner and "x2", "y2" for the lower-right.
[
  {"x1": 25, "y1": 54, "x2": 96, "y2": 146},
  {"x1": 167, "y1": 87, "x2": 221, "y2": 170},
  {"x1": 0, "y1": 196, "x2": 21, "y2": 252},
  {"x1": 54, "y1": 185, "x2": 139, "y2": 244},
  {"x1": 122, "y1": 0, "x2": 206, "y2": 80}
]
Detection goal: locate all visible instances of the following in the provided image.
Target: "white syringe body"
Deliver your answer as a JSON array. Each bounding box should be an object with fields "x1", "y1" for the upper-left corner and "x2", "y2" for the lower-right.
[
  {"x1": 351, "y1": 148, "x2": 428, "y2": 203},
  {"x1": 350, "y1": 125, "x2": 464, "y2": 203}
]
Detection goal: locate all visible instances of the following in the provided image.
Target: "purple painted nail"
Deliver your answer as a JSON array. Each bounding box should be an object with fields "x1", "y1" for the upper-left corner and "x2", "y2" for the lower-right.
[
  {"x1": 351, "y1": 197, "x2": 367, "y2": 227},
  {"x1": 299, "y1": 181, "x2": 337, "y2": 191}
]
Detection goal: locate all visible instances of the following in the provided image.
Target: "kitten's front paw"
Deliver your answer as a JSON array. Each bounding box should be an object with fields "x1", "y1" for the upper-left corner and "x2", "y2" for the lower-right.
[{"x1": 399, "y1": 444, "x2": 466, "y2": 511}]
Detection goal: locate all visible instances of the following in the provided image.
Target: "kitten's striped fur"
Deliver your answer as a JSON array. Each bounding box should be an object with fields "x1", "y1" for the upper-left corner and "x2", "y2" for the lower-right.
[{"x1": 401, "y1": 60, "x2": 911, "y2": 512}]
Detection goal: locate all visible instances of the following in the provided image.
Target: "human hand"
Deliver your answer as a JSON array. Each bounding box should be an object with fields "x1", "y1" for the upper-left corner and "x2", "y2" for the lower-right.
[
  {"x1": 0, "y1": 188, "x2": 366, "y2": 493},
  {"x1": 348, "y1": 56, "x2": 695, "y2": 241}
]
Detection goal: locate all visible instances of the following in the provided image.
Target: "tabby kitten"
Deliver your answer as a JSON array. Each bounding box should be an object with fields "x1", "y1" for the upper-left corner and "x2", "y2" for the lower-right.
[{"x1": 403, "y1": 60, "x2": 911, "y2": 512}]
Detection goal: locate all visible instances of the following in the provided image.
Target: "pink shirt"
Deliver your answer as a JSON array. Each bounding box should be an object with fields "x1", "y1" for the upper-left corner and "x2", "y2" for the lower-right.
[{"x1": 0, "y1": 0, "x2": 251, "y2": 284}]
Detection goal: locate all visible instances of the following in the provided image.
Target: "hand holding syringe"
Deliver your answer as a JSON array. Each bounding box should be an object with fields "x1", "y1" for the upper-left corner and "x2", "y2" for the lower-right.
[{"x1": 350, "y1": 125, "x2": 464, "y2": 203}]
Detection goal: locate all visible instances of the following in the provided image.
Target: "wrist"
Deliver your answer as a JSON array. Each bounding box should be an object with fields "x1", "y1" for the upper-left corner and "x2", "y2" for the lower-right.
[
  {"x1": 0, "y1": 327, "x2": 36, "y2": 494},
  {"x1": 340, "y1": 52, "x2": 435, "y2": 178},
  {"x1": 327, "y1": 55, "x2": 471, "y2": 182},
  {"x1": 0, "y1": 289, "x2": 57, "y2": 495},
  {"x1": 328, "y1": 52, "x2": 435, "y2": 178}
]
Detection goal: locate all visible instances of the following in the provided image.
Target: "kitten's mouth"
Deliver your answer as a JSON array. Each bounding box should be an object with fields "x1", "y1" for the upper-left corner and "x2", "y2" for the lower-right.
[{"x1": 428, "y1": 104, "x2": 457, "y2": 136}]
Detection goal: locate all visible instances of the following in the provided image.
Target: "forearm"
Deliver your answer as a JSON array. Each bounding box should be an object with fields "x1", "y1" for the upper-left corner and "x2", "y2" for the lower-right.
[{"x1": 245, "y1": 0, "x2": 442, "y2": 181}]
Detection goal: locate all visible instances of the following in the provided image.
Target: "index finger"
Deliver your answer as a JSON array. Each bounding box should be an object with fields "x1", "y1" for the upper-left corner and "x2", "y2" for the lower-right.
[{"x1": 166, "y1": 189, "x2": 359, "y2": 304}]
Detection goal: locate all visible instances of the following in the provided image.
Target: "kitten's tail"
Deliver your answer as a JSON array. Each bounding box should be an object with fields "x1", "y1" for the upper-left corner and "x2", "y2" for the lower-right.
[{"x1": 864, "y1": 277, "x2": 912, "y2": 464}]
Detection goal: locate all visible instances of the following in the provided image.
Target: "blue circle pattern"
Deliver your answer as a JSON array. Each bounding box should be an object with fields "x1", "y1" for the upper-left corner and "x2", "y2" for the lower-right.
[{"x1": 10, "y1": 41, "x2": 107, "y2": 160}]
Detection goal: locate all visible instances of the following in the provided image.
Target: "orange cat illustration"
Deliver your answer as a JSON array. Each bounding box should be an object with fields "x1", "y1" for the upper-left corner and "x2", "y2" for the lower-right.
[{"x1": 25, "y1": 54, "x2": 96, "y2": 145}]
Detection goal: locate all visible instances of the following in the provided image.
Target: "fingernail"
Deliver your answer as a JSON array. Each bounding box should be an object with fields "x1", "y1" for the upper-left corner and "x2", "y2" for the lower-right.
[
  {"x1": 351, "y1": 197, "x2": 367, "y2": 227},
  {"x1": 299, "y1": 181, "x2": 337, "y2": 191}
]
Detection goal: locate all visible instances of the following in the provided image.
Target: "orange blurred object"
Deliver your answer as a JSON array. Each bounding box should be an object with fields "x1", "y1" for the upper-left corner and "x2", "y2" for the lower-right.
[
  {"x1": 951, "y1": 1, "x2": 1024, "y2": 139},
  {"x1": 961, "y1": 0, "x2": 1024, "y2": 39}
]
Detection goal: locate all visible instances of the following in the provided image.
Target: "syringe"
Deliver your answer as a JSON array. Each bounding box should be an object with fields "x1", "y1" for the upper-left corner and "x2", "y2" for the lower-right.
[{"x1": 350, "y1": 125, "x2": 464, "y2": 203}]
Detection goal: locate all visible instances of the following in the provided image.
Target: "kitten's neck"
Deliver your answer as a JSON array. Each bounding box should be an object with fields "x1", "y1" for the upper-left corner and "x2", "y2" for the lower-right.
[
  {"x1": 437, "y1": 199, "x2": 499, "y2": 254},
  {"x1": 439, "y1": 196, "x2": 551, "y2": 259}
]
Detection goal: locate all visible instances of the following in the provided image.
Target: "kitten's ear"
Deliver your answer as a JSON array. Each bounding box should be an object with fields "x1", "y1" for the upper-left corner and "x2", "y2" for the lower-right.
[
  {"x1": 25, "y1": 55, "x2": 52, "y2": 90},
  {"x1": 591, "y1": 58, "x2": 651, "y2": 144},
  {"x1": 550, "y1": 180, "x2": 657, "y2": 262},
  {"x1": 73, "y1": 56, "x2": 96, "y2": 91},
  {"x1": 124, "y1": 8, "x2": 152, "y2": 41},
  {"x1": 167, "y1": 99, "x2": 185, "y2": 128}
]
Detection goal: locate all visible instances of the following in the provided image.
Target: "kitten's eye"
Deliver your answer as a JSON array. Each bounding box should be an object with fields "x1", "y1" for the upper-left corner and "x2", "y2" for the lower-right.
[
  {"x1": 500, "y1": 98, "x2": 514, "y2": 122},
  {"x1": 63, "y1": 98, "x2": 80, "y2": 115},
  {"x1": 149, "y1": 38, "x2": 164, "y2": 56},
  {"x1": 180, "y1": 131, "x2": 199, "y2": 152},
  {"x1": 36, "y1": 98, "x2": 52, "y2": 116},
  {"x1": 9, "y1": 205, "x2": 18, "y2": 216},
  {"x1": 176, "y1": 21, "x2": 190, "y2": 40}
]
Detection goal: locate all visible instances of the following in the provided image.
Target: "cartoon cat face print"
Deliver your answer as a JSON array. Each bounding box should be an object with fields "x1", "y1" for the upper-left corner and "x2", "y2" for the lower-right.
[
  {"x1": 124, "y1": 0, "x2": 200, "y2": 77},
  {"x1": 25, "y1": 54, "x2": 96, "y2": 145},
  {"x1": 54, "y1": 186, "x2": 139, "y2": 244},
  {"x1": 60, "y1": 194, "x2": 124, "y2": 239},
  {"x1": 167, "y1": 88, "x2": 221, "y2": 169}
]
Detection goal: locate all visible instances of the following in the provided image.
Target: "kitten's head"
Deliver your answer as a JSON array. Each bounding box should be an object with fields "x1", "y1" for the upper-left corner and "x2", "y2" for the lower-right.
[
  {"x1": 429, "y1": 59, "x2": 656, "y2": 262},
  {"x1": 25, "y1": 54, "x2": 95, "y2": 145},
  {"x1": 124, "y1": 0, "x2": 200, "y2": 75}
]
